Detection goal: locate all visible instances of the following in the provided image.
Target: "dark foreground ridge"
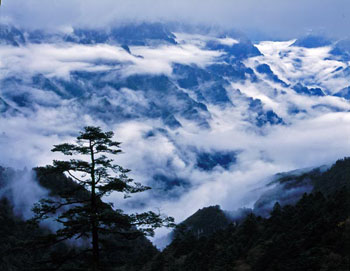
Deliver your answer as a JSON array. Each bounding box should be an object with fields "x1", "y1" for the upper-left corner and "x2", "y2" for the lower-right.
[
  {"x1": 0, "y1": 167, "x2": 157, "y2": 271},
  {"x1": 143, "y1": 158, "x2": 350, "y2": 271},
  {"x1": 1, "y1": 157, "x2": 350, "y2": 270}
]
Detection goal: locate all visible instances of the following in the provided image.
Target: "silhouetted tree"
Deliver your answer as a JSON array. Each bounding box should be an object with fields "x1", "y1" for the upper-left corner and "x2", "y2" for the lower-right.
[{"x1": 32, "y1": 126, "x2": 174, "y2": 270}]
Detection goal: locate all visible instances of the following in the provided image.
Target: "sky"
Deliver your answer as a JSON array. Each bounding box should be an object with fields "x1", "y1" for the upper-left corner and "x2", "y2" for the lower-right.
[{"x1": 0, "y1": 0, "x2": 350, "y2": 39}]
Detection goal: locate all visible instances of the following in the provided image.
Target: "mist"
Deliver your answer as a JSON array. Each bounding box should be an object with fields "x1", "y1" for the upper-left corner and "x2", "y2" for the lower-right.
[
  {"x1": 0, "y1": 167, "x2": 48, "y2": 219},
  {"x1": 0, "y1": 19, "x2": 350, "y2": 249}
]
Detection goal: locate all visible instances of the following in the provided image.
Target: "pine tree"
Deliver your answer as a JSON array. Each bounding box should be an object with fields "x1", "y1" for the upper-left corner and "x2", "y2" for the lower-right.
[{"x1": 32, "y1": 126, "x2": 174, "y2": 270}]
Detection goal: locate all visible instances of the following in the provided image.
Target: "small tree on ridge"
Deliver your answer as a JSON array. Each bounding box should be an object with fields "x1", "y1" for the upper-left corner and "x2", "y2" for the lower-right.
[{"x1": 32, "y1": 126, "x2": 174, "y2": 270}]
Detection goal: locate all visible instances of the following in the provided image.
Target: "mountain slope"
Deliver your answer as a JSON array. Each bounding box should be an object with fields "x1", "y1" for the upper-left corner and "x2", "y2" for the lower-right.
[
  {"x1": 0, "y1": 166, "x2": 158, "y2": 271},
  {"x1": 143, "y1": 157, "x2": 350, "y2": 271},
  {"x1": 0, "y1": 22, "x2": 350, "y2": 239}
]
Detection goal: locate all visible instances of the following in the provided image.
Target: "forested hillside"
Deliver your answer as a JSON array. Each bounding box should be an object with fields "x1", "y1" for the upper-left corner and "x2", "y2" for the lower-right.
[
  {"x1": 0, "y1": 167, "x2": 157, "y2": 271},
  {"x1": 1, "y1": 158, "x2": 349, "y2": 270},
  {"x1": 142, "y1": 158, "x2": 350, "y2": 271}
]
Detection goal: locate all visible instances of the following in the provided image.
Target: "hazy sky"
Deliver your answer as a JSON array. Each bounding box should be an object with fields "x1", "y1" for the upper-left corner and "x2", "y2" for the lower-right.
[{"x1": 0, "y1": 0, "x2": 349, "y2": 39}]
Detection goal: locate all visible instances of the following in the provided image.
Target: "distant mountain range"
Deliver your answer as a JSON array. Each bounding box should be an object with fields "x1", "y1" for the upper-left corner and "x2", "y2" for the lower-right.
[
  {"x1": 0, "y1": 22, "x2": 349, "y2": 217},
  {"x1": 0, "y1": 23, "x2": 349, "y2": 269},
  {"x1": 1, "y1": 24, "x2": 348, "y2": 124}
]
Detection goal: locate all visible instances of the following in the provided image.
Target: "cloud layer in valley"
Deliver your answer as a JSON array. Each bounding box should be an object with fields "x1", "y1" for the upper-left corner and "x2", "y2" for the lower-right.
[
  {"x1": 1, "y1": 31, "x2": 350, "y2": 248},
  {"x1": 0, "y1": 43, "x2": 221, "y2": 79}
]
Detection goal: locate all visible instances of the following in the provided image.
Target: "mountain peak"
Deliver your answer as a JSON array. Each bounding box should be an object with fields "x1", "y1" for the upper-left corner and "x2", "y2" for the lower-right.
[{"x1": 291, "y1": 35, "x2": 332, "y2": 48}]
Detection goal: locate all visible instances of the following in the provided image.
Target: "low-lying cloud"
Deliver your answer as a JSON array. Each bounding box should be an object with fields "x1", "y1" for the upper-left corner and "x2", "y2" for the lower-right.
[
  {"x1": 0, "y1": 168, "x2": 48, "y2": 219},
  {"x1": 0, "y1": 43, "x2": 221, "y2": 79},
  {"x1": 1, "y1": 33, "x2": 350, "y2": 248}
]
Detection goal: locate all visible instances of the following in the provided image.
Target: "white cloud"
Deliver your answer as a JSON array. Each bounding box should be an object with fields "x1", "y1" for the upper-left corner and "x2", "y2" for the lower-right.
[
  {"x1": 251, "y1": 41, "x2": 349, "y2": 93},
  {"x1": 217, "y1": 37, "x2": 240, "y2": 46},
  {"x1": 128, "y1": 44, "x2": 221, "y2": 76},
  {"x1": 0, "y1": 42, "x2": 221, "y2": 79},
  {"x1": 1, "y1": 35, "x2": 350, "y2": 248}
]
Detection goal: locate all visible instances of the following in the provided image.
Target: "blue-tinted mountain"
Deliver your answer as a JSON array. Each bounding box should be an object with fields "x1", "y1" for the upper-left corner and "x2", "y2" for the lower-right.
[
  {"x1": 62, "y1": 23, "x2": 177, "y2": 46},
  {"x1": 329, "y1": 38, "x2": 350, "y2": 61},
  {"x1": 1, "y1": 54, "x2": 283, "y2": 129},
  {"x1": 0, "y1": 24, "x2": 25, "y2": 46},
  {"x1": 0, "y1": 97, "x2": 15, "y2": 115},
  {"x1": 151, "y1": 173, "x2": 191, "y2": 199},
  {"x1": 256, "y1": 64, "x2": 288, "y2": 87},
  {"x1": 0, "y1": 22, "x2": 348, "y2": 188},
  {"x1": 292, "y1": 83, "x2": 325, "y2": 96},
  {"x1": 291, "y1": 35, "x2": 332, "y2": 48},
  {"x1": 248, "y1": 98, "x2": 284, "y2": 126},
  {"x1": 173, "y1": 64, "x2": 233, "y2": 105},
  {"x1": 196, "y1": 150, "x2": 237, "y2": 171},
  {"x1": 25, "y1": 23, "x2": 177, "y2": 46},
  {"x1": 110, "y1": 23, "x2": 177, "y2": 45},
  {"x1": 64, "y1": 28, "x2": 109, "y2": 44},
  {"x1": 2, "y1": 23, "x2": 348, "y2": 135},
  {"x1": 206, "y1": 38, "x2": 261, "y2": 60},
  {"x1": 334, "y1": 86, "x2": 350, "y2": 99}
]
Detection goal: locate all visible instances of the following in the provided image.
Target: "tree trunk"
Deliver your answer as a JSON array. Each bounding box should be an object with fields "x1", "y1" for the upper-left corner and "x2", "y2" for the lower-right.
[
  {"x1": 90, "y1": 140, "x2": 99, "y2": 271},
  {"x1": 92, "y1": 220, "x2": 99, "y2": 271}
]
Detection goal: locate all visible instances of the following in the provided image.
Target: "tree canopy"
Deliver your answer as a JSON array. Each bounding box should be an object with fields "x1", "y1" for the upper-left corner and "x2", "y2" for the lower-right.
[{"x1": 32, "y1": 126, "x2": 174, "y2": 270}]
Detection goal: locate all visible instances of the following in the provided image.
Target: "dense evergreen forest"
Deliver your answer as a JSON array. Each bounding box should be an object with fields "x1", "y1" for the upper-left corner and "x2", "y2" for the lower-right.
[
  {"x1": 0, "y1": 167, "x2": 157, "y2": 271},
  {"x1": 1, "y1": 158, "x2": 349, "y2": 270}
]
